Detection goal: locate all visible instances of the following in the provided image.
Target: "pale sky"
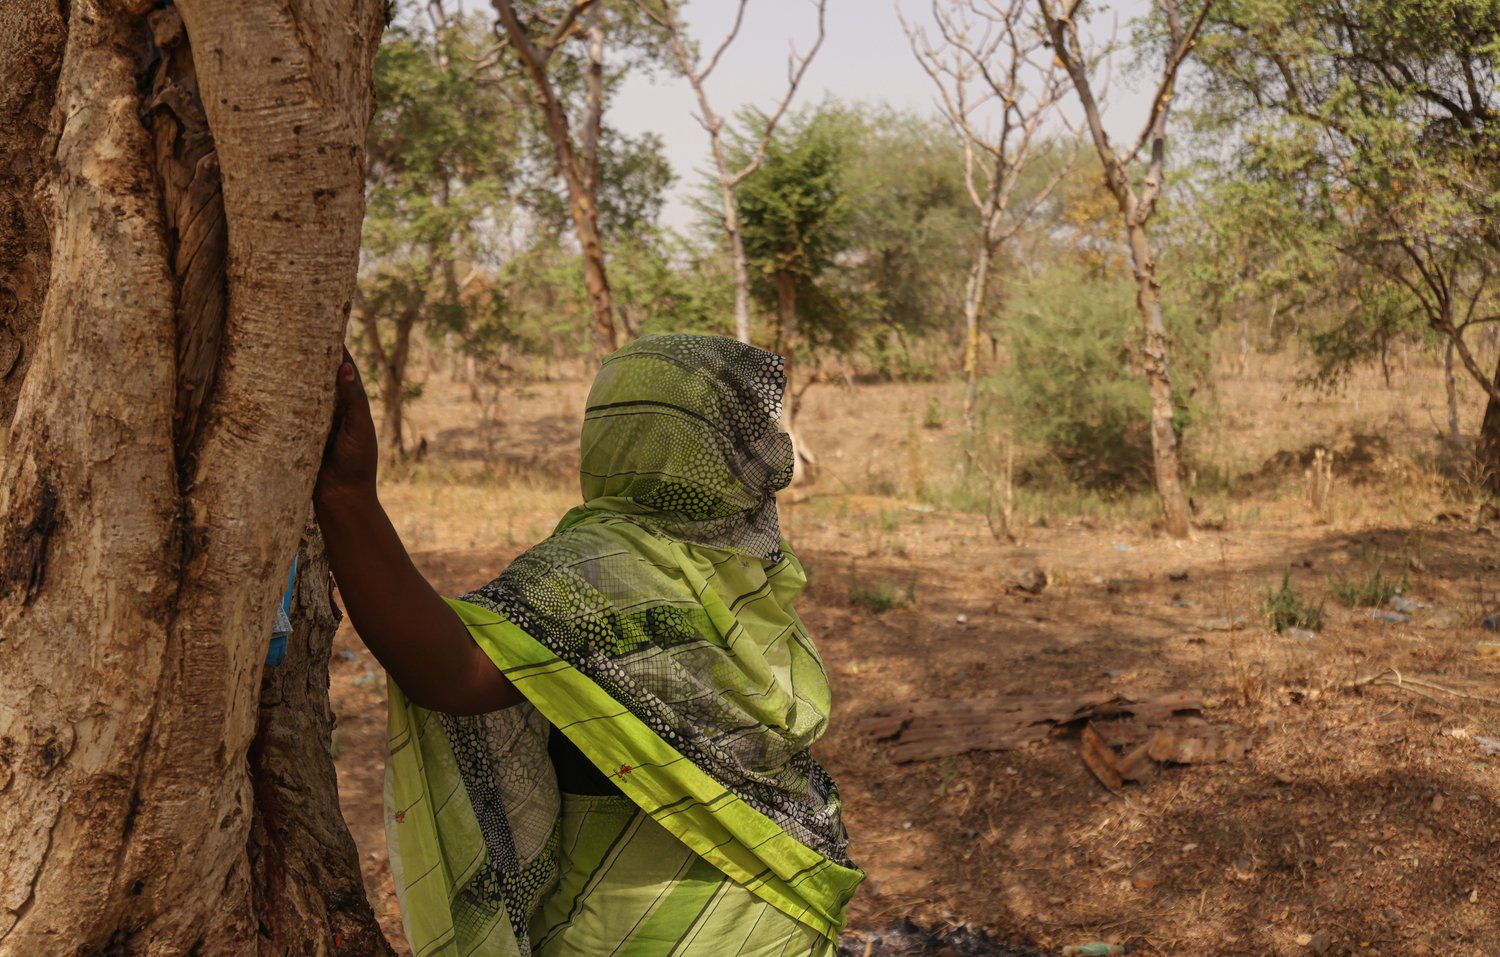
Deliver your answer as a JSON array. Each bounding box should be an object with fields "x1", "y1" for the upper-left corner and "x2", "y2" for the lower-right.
[{"x1": 609, "y1": 0, "x2": 1155, "y2": 230}]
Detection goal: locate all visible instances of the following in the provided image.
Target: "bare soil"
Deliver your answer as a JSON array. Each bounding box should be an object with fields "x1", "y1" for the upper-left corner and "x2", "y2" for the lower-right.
[{"x1": 332, "y1": 356, "x2": 1500, "y2": 956}]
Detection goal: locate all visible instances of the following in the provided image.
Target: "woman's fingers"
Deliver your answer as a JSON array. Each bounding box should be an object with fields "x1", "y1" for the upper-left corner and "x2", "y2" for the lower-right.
[{"x1": 316, "y1": 347, "x2": 379, "y2": 503}]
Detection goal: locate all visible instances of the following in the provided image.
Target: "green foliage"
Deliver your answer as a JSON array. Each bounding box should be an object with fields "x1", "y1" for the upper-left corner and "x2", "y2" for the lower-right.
[
  {"x1": 982, "y1": 268, "x2": 1207, "y2": 490},
  {"x1": 838, "y1": 108, "x2": 973, "y2": 365},
  {"x1": 520, "y1": 129, "x2": 676, "y2": 242},
  {"x1": 922, "y1": 397, "x2": 945, "y2": 430},
  {"x1": 365, "y1": 15, "x2": 517, "y2": 273},
  {"x1": 360, "y1": 12, "x2": 521, "y2": 366},
  {"x1": 1193, "y1": 0, "x2": 1500, "y2": 390},
  {"x1": 616, "y1": 232, "x2": 735, "y2": 338},
  {"x1": 732, "y1": 102, "x2": 856, "y2": 349},
  {"x1": 1263, "y1": 572, "x2": 1327, "y2": 633}
]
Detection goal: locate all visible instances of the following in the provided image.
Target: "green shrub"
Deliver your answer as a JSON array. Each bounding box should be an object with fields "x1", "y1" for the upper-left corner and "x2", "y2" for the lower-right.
[{"x1": 981, "y1": 268, "x2": 1208, "y2": 491}]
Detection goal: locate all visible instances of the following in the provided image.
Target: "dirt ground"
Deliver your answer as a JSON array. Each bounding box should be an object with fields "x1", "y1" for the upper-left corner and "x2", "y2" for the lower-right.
[{"x1": 331, "y1": 354, "x2": 1500, "y2": 956}]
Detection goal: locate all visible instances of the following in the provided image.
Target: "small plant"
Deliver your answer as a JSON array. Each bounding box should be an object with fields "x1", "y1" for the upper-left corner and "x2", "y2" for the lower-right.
[
  {"x1": 1329, "y1": 552, "x2": 1410, "y2": 608},
  {"x1": 847, "y1": 573, "x2": 915, "y2": 614},
  {"x1": 922, "y1": 397, "x2": 945, "y2": 429},
  {"x1": 1263, "y1": 571, "x2": 1325, "y2": 633},
  {"x1": 935, "y1": 755, "x2": 960, "y2": 796},
  {"x1": 848, "y1": 579, "x2": 899, "y2": 614}
]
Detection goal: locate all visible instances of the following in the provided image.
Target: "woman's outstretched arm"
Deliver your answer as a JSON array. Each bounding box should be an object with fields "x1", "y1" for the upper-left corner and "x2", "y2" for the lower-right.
[{"x1": 313, "y1": 351, "x2": 521, "y2": 715}]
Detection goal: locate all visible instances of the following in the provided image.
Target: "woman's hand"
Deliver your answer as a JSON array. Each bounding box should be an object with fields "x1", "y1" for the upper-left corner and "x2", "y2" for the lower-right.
[
  {"x1": 311, "y1": 345, "x2": 522, "y2": 715},
  {"x1": 314, "y1": 348, "x2": 378, "y2": 509}
]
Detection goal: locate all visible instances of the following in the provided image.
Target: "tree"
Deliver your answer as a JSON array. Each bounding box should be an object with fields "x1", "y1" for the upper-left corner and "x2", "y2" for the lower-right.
[
  {"x1": 1037, "y1": 0, "x2": 1214, "y2": 538},
  {"x1": 901, "y1": 0, "x2": 1075, "y2": 428},
  {"x1": 360, "y1": 7, "x2": 520, "y2": 460},
  {"x1": 1167, "y1": 155, "x2": 1337, "y2": 377},
  {"x1": 634, "y1": 0, "x2": 827, "y2": 345},
  {"x1": 839, "y1": 109, "x2": 975, "y2": 376},
  {"x1": 491, "y1": 0, "x2": 628, "y2": 354},
  {"x1": 0, "y1": 1, "x2": 393, "y2": 953},
  {"x1": 1196, "y1": 0, "x2": 1500, "y2": 486},
  {"x1": 734, "y1": 105, "x2": 853, "y2": 479}
]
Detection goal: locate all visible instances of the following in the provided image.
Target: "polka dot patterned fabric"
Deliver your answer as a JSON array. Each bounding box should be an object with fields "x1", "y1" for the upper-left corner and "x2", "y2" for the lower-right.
[{"x1": 578, "y1": 334, "x2": 794, "y2": 561}]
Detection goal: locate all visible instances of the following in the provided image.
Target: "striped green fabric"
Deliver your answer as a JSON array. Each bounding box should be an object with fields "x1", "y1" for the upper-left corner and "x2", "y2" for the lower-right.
[
  {"x1": 532, "y1": 794, "x2": 834, "y2": 957},
  {"x1": 383, "y1": 336, "x2": 861, "y2": 957}
]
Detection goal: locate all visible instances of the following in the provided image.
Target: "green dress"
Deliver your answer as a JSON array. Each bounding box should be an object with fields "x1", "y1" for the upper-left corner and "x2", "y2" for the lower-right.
[
  {"x1": 383, "y1": 335, "x2": 862, "y2": 957},
  {"x1": 531, "y1": 794, "x2": 834, "y2": 957}
]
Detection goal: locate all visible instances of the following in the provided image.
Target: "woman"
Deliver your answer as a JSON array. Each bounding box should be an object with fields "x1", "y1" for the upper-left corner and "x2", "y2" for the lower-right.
[{"x1": 315, "y1": 334, "x2": 862, "y2": 957}]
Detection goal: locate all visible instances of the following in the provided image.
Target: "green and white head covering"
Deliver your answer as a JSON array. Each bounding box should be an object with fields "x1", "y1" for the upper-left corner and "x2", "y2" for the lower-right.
[
  {"x1": 385, "y1": 335, "x2": 862, "y2": 957},
  {"x1": 578, "y1": 334, "x2": 795, "y2": 560}
]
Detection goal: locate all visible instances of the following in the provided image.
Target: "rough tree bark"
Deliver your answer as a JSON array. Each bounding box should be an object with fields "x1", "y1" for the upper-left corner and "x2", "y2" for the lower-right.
[
  {"x1": 1039, "y1": 0, "x2": 1210, "y2": 539},
  {"x1": 0, "y1": 1, "x2": 391, "y2": 954}
]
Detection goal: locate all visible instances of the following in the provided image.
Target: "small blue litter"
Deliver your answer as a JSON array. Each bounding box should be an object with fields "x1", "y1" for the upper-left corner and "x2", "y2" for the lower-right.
[
  {"x1": 266, "y1": 556, "x2": 298, "y2": 667},
  {"x1": 1482, "y1": 614, "x2": 1500, "y2": 631}
]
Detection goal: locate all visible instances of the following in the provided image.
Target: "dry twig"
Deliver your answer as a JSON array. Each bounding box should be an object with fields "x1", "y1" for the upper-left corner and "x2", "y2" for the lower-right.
[{"x1": 1351, "y1": 667, "x2": 1500, "y2": 711}]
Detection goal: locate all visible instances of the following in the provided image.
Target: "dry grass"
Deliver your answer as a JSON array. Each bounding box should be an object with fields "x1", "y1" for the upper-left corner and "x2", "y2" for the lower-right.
[{"x1": 332, "y1": 346, "x2": 1500, "y2": 956}]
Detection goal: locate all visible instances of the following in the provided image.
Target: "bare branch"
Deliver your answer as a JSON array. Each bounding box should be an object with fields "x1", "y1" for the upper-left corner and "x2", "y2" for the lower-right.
[
  {"x1": 733, "y1": 0, "x2": 828, "y2": 185},
  {"x1": 544, "y1": 0, "x2": 604, "y2": 54},
  {"x1": 1120, "y1": 0, "x2": 1216, "y2": 168},
  {"x1": 699, "y1": 0, "x2": 751, "y2": 82}
]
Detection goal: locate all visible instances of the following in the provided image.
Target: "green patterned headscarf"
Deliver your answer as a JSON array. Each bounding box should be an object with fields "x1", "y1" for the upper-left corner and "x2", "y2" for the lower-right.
[{"x1": 384, "y1": 335, "x2": 862, "y2": 957}]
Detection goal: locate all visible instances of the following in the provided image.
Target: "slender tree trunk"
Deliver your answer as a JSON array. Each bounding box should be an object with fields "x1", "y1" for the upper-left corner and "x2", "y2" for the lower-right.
[
  {"x1": 722, "y1": 186, "x2": 755, "y2": 345},
  {"x1": 0, "y1": 2, "x2": 389, "y2": 953},
  {"x1": 1124, "y1": 221, "x2": 1192, "y2": 538},
  {"x1": 492, "y1": 0, "x2": 616, "y2": 356},
  {"x1": 381, "y1": 364, "x2": 407, "y2": 463},
  {"x1": 1445, "y1": 338, "x2": 1462, "y2": 446},
  {"x1": 1236, "y1": 292, "x2": 1251, "y2": 378},
  {"x1": 357, "y1": 308, "x2": 414, "y2": 462},
  {"x1": 774, "y1": 270, "x2": 816, "y2": 482},
  {"x1": 384, "y1": 315, "x2": 415, "y2": 462},
  {"x1": 577, "y1": 3, "x2": 616, "y2": 354},
  {"x1": 961, "y1": 237, "x2": 995, "y2": 430}
]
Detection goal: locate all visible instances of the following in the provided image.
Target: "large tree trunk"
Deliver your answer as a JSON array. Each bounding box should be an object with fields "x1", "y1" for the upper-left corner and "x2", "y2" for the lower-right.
[
  {"x1": 1124, "y1": 222, "x2": 1193, "y2": 539},
  {"x1": 0, "y1": 2, "x2": 390, "y2": 954},
  {"x1": 250, "y1": 525, "x2": 395, "y2": 957},
  {"x1": 1477, "y1": 352, "x2": 1500, "y2": 494},
  {"x1": 0, "y1": 1, "x2": 64, "y2": 430}
]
